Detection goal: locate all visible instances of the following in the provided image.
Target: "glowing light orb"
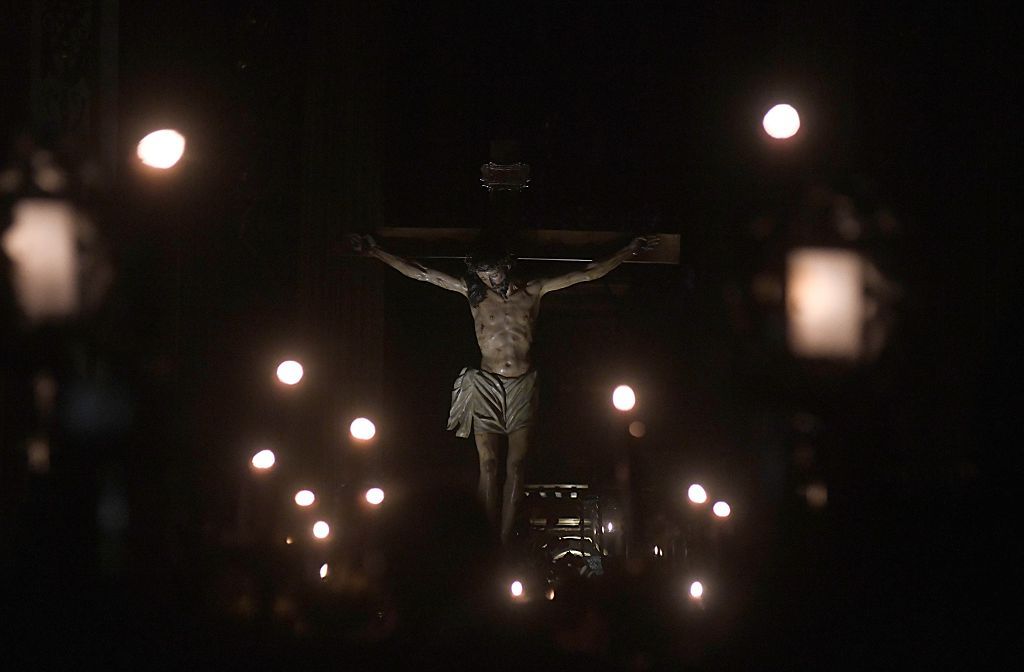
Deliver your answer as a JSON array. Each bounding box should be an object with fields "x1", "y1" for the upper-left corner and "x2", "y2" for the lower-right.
[
  {"x1": 2, "y1": 200, "x2": 78, "y2": 322},
  {"x1": 612, "y1": 385, "x2": 636, "y2": 411},
  {"x1": 276, "y1": 360, "x2": 304, "y2": 385},
  {"x1": 606, "y1": 522, "x2": 614, "y2": 533},
  {"x1": 312, "y1": 521, "x2": 330, "y2": 539},
  {"x1": 27, "y1": 437, "x2": 50, "y2": 474},
  {"x1": 365, "y1": 487, "x2": 385, "y2": 505},
  {"x1": 713, "y1": 501, "x2": 732, "y2": 518},
  {"x1": 350, "y1": 417, "x2": 376, "y2": 441},
  {"x1": 137, "y1": 129, "x2": 186, "y2": 169},
  {"x1": 545, "y1": 586, "x2": 556, "y2": 601},
  {"x1": 628, "y1": 421, "x2": 646, "y2": 438},
  {"x1": 251, "y1": 449, "x2": 276, "y2": 470},
  {"x1": 319, "y1": 563, "x2": 329, "y2": 579},
  {"x1": 294, "y1": 489, "x2": 316, "y2": 507},
  {"x1": 787, "y1": 249, "x2": 865, "y2": 359},
  {"x1": 806, "y1": 482, "x2": 828, "y2": 508},
  {"x1": 510, "y1": 580, "x2": 524, "y2": 597},
  {"x1": 285, "y1": 536, "x2": 294, "y2": 545},
  {"x1": 762, "y1": 104, "x2": 801, "y2": 139},
  {"x1": 689, "y1": 581, "x2": 704, "y2": 599},
  {"x1": 687, "y1": 484, "x2": 708, "y2": 504}
]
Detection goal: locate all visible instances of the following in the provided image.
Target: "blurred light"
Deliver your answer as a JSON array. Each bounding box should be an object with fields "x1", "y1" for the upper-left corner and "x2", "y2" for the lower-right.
[
  {"x1": 33, "y1": 374, "x2": 58, "y2": 415},
  {"x1": 285, "y1": 536, "x2": 294, "y2": 545},
  {"x1": 653, "y1": 545, "x2": 661, "y2": 556},
  {"x1": 2, "y1": 199, "x2": 79, "y2": 322},
  {"x1": 251, "y1": 449, "x2": 276, "y2": 470},
  {"x1": 27, "y1": 437, "x2": 50, "y2": 474},
  {"x1": 294, "y1": 489, "x2": 316, "y2": 507},
  {"x1": 319, "y1": 563, "x2": 329, "y2": 579},
  {"x1": 545, "y1": 586, "x2": 556, "y2": 601},
  {"x1": 628, "y1": 421, "x2": 646, "y2": 438},
  {"x1": 687, "y1": 484, "x2": 708, "y2": 504},
  {"x1": 805, "y1": 482, "x2": 828, "y2": 508},
  {"x1": 350, "y1": 417, "x2": 376, "y2": 441},
  {"x1": 762, "y1": 104, "x2": 800, "y2": 139},
  {"x1": 137, "y1": 129, "x2": 186, "y2": 169},
  {"x1": 34, "y1": 165, "x2": 66, "y2": 192},
  {"x1": 606, "y1": 522, "x2": 614, "y2": 532},
  {"x1": 713, "y1": 501, "x2": 732, "y2": 518},
  {"x1": 312, "y1": 521, "x2": 330, "y2": 539},
  {"x1": 276, "y1": 360, "x2": 304, "y2": 385},
  {"x1": 612, "y1": 385, "x2": 636, "y2": 411},
  {"x1": 787, "y1": 248, "x2": 865, "y2": 359},
  {"x1": 510, "y1": 580, "x2": 524, "y2": 598},
  {"x1": 689, "y1": 581, "x2": 704, "y2": 599},
  {"x1": 365, "y1": 487, "x2": 385, "y2": 506}
]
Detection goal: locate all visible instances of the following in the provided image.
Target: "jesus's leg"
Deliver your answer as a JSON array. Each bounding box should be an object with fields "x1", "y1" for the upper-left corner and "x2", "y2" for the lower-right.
[
  {"x1": 501, "y1": 427, "x2": 531, "y2": 544},
  {"x1": 474, "y1": 432, "x2": 501, "y2": 529}
]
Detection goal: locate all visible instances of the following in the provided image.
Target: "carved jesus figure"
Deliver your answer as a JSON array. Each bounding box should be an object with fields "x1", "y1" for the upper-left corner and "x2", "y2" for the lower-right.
[{"x1": 352, "y1": 234, "x2": 658, "y2": 543}]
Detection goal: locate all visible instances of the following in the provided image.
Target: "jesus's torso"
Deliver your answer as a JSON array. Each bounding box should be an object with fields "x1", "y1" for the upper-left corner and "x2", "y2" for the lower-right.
[{"x1": 470, "y1": 281, "x2": 542, "y2": 378}]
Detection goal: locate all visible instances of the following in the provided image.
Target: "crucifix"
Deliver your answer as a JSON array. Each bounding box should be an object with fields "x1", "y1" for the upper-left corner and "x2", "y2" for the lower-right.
[{"x1": 349, "y1": 152, "x2": 678, "y2": 545}]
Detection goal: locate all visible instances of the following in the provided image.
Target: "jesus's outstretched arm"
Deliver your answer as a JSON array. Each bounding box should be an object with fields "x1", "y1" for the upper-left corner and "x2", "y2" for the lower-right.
[
  {"x1": 536, "y1": 235, "x2": 660, "y2": 296},
  {"x1": 351, "y1": 234, "x2": 467, "y2": 296}
]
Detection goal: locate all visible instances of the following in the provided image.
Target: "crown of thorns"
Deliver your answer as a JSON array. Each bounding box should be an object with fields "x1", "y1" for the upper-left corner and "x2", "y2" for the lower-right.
[{"x1": 465, "y1": 251, "x2": 516, "y2": 272}]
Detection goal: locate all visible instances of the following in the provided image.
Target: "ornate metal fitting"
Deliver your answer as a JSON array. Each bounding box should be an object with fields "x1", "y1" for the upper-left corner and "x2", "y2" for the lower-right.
[{"x1": 480, "y1": 162, "x2": 531, "y2": 191}]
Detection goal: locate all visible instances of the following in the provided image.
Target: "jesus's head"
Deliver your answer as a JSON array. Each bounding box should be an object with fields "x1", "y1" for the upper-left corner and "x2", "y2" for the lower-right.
[{"x1": 465, "y1": 251, "x2": 516, "y2": 305}]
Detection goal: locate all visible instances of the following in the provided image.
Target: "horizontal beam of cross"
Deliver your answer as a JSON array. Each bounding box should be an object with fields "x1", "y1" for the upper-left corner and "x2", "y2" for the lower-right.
[{"x1": 347, "y1": 228, "x2": 679, "y2": 264}]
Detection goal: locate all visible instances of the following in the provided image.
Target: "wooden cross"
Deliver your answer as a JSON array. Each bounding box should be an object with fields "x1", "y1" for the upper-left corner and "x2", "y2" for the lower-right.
[
  {"x1": 337, "y1": 158, "x2": 676, "y2": 549},
  {"x1": 344, "y1": 152, "x2": 679, "y2": 265},
  {"x1": 353, "y1": 226, "x2": 679, "y2": 265}
]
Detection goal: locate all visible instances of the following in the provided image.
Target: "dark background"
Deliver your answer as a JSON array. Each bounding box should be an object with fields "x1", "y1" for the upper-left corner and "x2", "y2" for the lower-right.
[{"x1": 1, "y1": 0, "x2": 1018, "y2": 667}]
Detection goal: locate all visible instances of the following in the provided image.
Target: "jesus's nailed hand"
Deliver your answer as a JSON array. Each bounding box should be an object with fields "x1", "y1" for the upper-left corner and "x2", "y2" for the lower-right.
[
  {"x1": 349, "y1": 233, "x2": 378, "y2": 255},
  {"x1": 631, "y1": 235, "x2": 661, "y2": 254}
]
